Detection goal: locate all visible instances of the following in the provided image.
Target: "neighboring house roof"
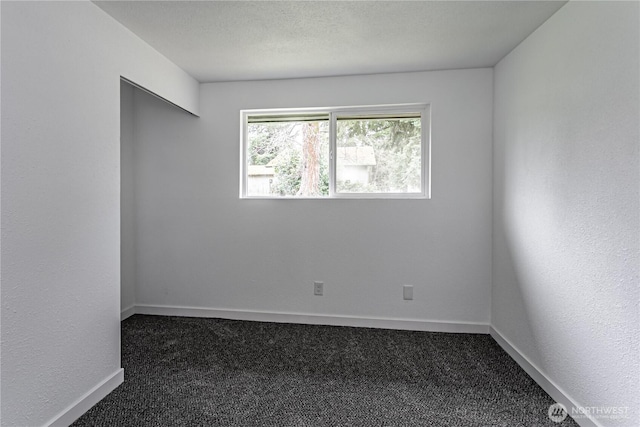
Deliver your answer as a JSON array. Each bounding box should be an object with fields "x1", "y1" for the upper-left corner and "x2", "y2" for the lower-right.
[
  {"x1": 247, "y1": 164, "x2": 275, "y2": 176},
  {"x1": 337, "y1": 146, "x2": 376, "y2": 166}
]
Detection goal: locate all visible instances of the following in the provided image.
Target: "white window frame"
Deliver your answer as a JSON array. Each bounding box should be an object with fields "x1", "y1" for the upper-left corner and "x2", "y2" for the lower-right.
[{"x1": 240, "y1": 103, "x2": 431, "y2": 199}]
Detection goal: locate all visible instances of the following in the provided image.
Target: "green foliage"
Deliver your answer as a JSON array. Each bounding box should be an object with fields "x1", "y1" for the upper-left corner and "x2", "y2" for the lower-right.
[
  {"x1": 337, "y1": 118, "x2": 421, "y2": 193},
  {"x1": 247, "y1": 116, "x2": 420, "y2": 196},
  {"x1": 247, "y1": 121, "x2": 329, "y2": 196},
  {"x1": 248, "y1": 124, "x2": 280, "y2": 166},
  {"x1": 318, "y1": 156, "x2": 329, "y2": 195},
  {"x1": 272, "y1": 148, "x2": 301, "y2": 196}
]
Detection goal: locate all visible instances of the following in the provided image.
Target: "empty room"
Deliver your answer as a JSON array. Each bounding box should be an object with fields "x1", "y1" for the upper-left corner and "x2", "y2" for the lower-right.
[{"x1": 1, "y1": 1, "x2": 638, "y2": 426}]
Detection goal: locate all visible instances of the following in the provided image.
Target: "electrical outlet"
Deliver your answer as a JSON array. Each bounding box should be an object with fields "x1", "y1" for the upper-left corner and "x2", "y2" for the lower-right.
[
  {"x1": 403, "y1": 285, "x2": 413, "y2": 300},
  {"x1": 314, "y1": 281, "x2": 324, "y2": 296}
]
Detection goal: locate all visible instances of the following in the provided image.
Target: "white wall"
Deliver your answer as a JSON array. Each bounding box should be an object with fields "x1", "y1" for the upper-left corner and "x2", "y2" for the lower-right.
[
  {"x1": 493, "y1": 2, "x2": 639, "y2": 426},
  {"x1": 0, "y1": 2, "x2": 199, "y2": 426},
  {"x1": 120, "y1": 82, "x2": 136, "y2": 315},
  {"x1": 131, "y1": 69, "x2": 493, "y2": 327}
]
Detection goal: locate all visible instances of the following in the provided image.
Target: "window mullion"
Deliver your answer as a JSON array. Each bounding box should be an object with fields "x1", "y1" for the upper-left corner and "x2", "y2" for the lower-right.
[{"x1": 241, "y1": 111, "x2": 248, "y2": 198}]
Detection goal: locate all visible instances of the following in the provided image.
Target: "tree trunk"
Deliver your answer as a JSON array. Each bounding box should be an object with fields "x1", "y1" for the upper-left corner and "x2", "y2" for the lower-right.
[{"x1": 298, "y1": 122, "x2": 320, "y2": 196}]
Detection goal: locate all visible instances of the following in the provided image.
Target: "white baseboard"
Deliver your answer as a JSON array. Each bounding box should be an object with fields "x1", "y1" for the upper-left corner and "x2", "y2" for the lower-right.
[
  {"x1": 121, "y1": 304, "x2": 136, "y2": 321},
  {"x1": 489, "y1": 326, "x2": 601, "y2": 427},
  {"x1": 45, "y1": 368, "x2": 124, "y2": 427},
  {"x1": 133, "y1": 304, "x2": 490, "y2": 334}
]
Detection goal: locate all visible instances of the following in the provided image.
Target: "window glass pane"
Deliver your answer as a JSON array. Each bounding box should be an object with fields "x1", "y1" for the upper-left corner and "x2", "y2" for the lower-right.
[
  {"x1": 246, "y1": 118, "x2": 329, "y2": 197},
  {"x1": 336, "y1": 116, "x2": 422, "y2": 193}
]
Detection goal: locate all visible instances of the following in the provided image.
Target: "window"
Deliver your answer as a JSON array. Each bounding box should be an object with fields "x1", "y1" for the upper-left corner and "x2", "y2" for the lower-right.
[{"x1": 241, "y1": 104, "x2": 429, "y2": 198}]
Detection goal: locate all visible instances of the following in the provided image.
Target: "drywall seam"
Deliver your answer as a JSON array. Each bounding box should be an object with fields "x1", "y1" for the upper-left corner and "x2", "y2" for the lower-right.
[
  {"x1": 44, "y1": 369, "x2": 124, "y2": 427},
  {"x1": 490, "y1": 326, "x2": 600, "y2": 427},
  {"x1": 134, "y1": 304, "x2": 490, "y2": 334}
]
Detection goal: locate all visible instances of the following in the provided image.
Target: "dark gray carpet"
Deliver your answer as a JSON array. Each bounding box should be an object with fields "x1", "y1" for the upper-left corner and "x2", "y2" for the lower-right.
[{"x1": 73, "y1": 315, "x2": 577, "y2": 426}]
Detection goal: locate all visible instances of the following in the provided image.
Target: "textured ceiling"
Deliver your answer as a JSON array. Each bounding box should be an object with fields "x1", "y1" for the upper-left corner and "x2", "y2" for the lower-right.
[{"x1": 93, "y1": 1, "x2": 567, "y2": 83}]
